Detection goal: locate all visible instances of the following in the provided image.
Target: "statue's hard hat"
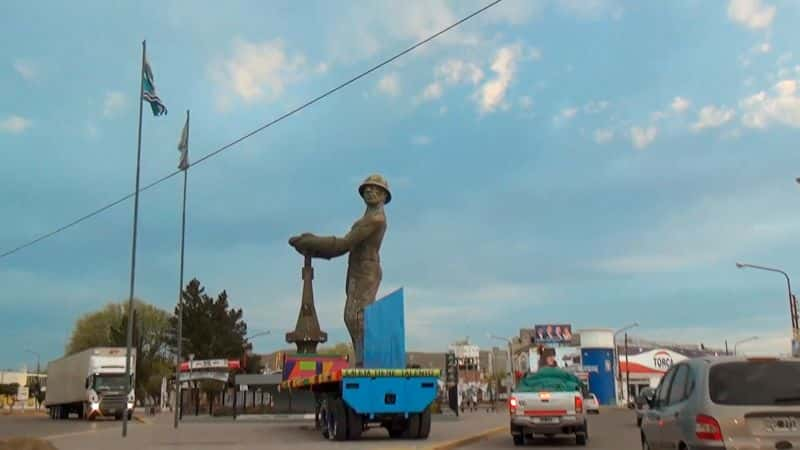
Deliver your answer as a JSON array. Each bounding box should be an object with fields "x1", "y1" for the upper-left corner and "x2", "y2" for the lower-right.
[{"x1": 358, "y1": 174, "x2": 391, "y2": 204}]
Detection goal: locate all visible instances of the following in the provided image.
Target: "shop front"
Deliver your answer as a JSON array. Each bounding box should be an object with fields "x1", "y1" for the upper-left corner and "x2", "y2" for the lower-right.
[{"x1": 617, "y1": 348, "x2": 687, "y2": 404}]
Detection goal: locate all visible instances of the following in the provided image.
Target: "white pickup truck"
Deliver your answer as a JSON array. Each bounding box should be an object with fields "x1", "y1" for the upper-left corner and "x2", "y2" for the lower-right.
[{"x1": 508, "y1": 370, "x2": 589, "y2": 446}]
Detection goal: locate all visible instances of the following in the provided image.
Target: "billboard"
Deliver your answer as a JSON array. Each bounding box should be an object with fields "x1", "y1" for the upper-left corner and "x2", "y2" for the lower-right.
[{"x1": 533, "y1": 324, "x2": 573, "y2": 344}]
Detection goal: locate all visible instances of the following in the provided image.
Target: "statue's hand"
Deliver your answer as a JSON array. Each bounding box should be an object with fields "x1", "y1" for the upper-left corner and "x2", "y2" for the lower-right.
[{"x1": 289, "y1": 233, "x2": 315, "y2": 254}]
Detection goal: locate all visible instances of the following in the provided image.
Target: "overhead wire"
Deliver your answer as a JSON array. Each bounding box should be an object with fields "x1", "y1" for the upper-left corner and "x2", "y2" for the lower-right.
[{"x1": 0, "y1": 0, "x2": 504, "y2": 260}]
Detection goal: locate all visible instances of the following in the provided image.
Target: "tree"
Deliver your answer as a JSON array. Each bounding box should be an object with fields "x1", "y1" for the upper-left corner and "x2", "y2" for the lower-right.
[
  {"x1": 168, "y1": 278, "x2": 248, "y2": 361},
  {"x1": 317, "y1": 342, "x2": 353, "y2": 360},
  {"x1": 0, "y1": 383, "x2": 19, "y2": 411}
]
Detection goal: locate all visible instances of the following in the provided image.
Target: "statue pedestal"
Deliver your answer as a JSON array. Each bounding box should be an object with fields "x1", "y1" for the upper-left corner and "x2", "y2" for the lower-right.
[{"x1": 285, "y1": 255, "x2": 327, "y2": 354}]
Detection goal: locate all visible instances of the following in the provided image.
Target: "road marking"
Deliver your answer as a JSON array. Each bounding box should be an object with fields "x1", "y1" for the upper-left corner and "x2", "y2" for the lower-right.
[{"x1": 425, "y1": 425, "x2": 506, "y2": 450}]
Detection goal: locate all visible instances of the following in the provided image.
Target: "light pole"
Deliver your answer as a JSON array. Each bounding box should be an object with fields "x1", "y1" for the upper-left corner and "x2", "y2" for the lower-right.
[
  {"x1": 24, "y1": 349, "x2": 40, "y2": 410},
  {"x1": 736, "y1": 262, "x2": 798, "y2": 338},
  {"x1": 734, "y1": 336, "x2": 759, "y2": 355},
  {"x1": 487, "y1": 334, "x2": 515, "y2": 394},
  {"x1": 613, "y1": 322, "x2": 639, "y2": 406}
]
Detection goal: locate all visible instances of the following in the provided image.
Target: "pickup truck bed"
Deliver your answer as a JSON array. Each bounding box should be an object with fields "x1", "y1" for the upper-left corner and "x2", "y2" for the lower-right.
[{"x1": 509, "y1": 390, "x2": 588, "y2": 446}]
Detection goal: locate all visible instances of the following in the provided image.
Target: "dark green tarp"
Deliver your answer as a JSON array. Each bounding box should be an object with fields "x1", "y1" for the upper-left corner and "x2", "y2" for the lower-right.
[{"x1": 515, "y1": 367, "x2": 584, "y2": 393}]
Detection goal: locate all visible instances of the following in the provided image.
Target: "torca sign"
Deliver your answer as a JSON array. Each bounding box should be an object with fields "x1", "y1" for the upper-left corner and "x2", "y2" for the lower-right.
[{"x1": 652, "y1": 351, "x2": 674, "y2": 370}]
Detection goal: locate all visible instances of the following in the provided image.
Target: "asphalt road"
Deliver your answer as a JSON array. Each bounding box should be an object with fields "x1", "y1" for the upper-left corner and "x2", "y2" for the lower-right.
[
  {"x1": 0, "y1": 413, "x2": 132, "y2": 440},
  {"x1": 0, "y1": 409, "x2": 508, "y2": 450},
  {"x1": 460, "y1": 408, "x2": 642, "y2": 450}
]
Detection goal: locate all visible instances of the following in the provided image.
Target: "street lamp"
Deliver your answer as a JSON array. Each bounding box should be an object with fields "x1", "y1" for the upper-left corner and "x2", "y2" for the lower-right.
[
  {"x1": 736, "y1": 262, "x2": 798, "y2": 332},
  {"x1": 613, "y1": 322, "x2": 639, "y2": 406},
  {"x1": 734, "y1": 336, "x2": 759, "y2": 355},
  {"x1": 487, "y1": 333, "x2": 515, "y2": 394}
]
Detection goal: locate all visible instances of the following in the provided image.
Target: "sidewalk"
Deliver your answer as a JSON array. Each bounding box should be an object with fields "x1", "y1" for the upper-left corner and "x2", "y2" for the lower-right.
[{"x1": 47, "y1": 410, "x2": 508, "y2": 450}]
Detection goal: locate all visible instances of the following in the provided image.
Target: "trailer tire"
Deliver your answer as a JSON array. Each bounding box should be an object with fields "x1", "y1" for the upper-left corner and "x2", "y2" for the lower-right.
[
  {"x1": 418, "y1": 407, "x2": 432, "y2": 439},
  {"x1": 319, "y1": 401, "x2": 330, "y2": 439},
  {"x1": 328, "y1": 398, "x2": 348, "y2": 441},
  {"x1": 402, "y1": 414, "x2": 421, "y2": 439},
  {"x1": 346, "y1": 405, "x2": 362, "y2": 440}
]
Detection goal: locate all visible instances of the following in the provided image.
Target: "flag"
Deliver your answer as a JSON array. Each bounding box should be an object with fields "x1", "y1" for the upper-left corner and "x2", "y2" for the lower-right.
[
  {"x1": 177, "y1": 111, "x2": 189, "y2": 170},
  {"x1": 142, "y1": 55, "x2": 167, "y2": 116}
]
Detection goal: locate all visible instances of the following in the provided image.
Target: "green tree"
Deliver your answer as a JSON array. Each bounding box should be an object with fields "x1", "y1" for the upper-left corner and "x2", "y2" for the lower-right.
[
  {"x1": 0, "y1": 383, "x2": 20, "y2": 411},
  {"x1": 168, "y1": 278, "x2": 248, "y2": 360}
]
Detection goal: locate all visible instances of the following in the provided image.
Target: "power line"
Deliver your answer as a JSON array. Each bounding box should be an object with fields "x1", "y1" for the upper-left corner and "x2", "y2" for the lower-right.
[{"x1": 0, "y1": 0, "x2": 503, "y2": 260}]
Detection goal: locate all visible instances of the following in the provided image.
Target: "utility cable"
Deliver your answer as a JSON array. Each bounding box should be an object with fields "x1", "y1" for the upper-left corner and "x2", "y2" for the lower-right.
[{"x1": 0, "y1": 0, "x2": 503, "y2": 260}]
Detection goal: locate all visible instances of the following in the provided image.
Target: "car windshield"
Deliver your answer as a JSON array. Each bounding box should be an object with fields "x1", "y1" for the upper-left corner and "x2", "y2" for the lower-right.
[
  {"x1": 709, "y1": 361, "x2": 800, "y2": 405},
  {"x1": 93, "y1": 374, "x2": 129, "y2": 391}
]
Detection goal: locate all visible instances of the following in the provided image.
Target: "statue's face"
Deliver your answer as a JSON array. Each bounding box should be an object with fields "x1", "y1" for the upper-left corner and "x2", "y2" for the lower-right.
[{"x1": 362, "y1": 185, "x2": 386, "y2": 206}]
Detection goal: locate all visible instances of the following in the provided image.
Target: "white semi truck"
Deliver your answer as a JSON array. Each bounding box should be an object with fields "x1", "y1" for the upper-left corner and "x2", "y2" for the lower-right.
[{"x1": 45, "y1": 347, "x2": 136, "y2": 420}]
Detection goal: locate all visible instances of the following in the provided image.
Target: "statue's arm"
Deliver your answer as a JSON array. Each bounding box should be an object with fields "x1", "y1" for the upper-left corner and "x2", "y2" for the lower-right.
[{"x1": 294, "y1": 217, "x2": 381, "y2": 259}]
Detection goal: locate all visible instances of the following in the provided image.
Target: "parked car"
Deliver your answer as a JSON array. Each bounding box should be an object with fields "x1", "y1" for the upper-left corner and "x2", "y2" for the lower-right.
[
  {"x1": 640, "y1": 356, "x2": 800, "y2": 450},
  {"x1": 584, "y1": 393, "x2": 600, "y2": 414},
  {"x1": 635, "y1": 387, "x2": 655, "y2": 427}
]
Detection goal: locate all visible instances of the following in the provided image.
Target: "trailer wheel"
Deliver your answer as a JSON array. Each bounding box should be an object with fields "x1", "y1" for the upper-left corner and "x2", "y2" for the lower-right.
[
  {"x1": 418, "y1": 406, "x2": 432, "y2": 439},
  {"x1": 319, "y1": 400, "x2": 330, "y2": 439},
  {"x1": 402, "y1": 414, "x2": 421, "y2": 439},
  {"x1": 327, "y1": 399, "x2": 348, "y2": 441},
  {"x1": 346, "y1": 405, "x2": 362, "y2": 440}
]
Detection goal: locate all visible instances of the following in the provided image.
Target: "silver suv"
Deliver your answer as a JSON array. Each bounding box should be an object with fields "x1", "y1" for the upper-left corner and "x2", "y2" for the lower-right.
[{"x1": 641, "y1": 356, "x2": 800, "y2": 449}]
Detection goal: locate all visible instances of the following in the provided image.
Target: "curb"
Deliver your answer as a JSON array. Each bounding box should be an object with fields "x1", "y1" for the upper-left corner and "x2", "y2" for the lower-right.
[
  {"x1": 426, "y1": 425, "x2": 506, "y2": 450},
  {"x1": 234, "y1": 413, "x2": 315, "y2": 421}
]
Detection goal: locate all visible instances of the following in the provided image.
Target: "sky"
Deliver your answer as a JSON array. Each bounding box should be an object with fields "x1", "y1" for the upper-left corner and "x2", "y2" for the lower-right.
[{"x1": 3, "y1": 0, "x2": 800, "y2": 370}]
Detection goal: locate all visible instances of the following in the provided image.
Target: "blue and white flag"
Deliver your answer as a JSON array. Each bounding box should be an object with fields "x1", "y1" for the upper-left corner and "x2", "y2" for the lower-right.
[
  {"x1": 177, "y1": 111, "x2": 189, "y2": 170},
  {"x1": 142, "y1": 55, "x2": 167, "y2": 116}
]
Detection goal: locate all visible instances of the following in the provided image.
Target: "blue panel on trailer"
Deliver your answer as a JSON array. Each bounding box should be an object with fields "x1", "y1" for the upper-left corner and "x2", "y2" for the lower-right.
[
  {"x1": 363, "y1": 287, "x2": 405, "y2": 369},
  {"x1": 581, "y1": 348, "x2": 615, "y2": 405},
  {"x1": 341, "y1": 376, "x2": 438, "y2": 414}
]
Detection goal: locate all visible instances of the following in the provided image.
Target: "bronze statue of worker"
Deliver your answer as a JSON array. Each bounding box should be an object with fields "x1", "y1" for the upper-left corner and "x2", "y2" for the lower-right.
[{"x1": 288, "y1": 174, "x2": 391, "y2": 367}]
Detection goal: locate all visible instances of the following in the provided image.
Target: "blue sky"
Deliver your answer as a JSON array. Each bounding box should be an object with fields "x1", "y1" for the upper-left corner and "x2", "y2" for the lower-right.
[{"x1": 3, "y1": 0, "x2": 800, "y2": 370}]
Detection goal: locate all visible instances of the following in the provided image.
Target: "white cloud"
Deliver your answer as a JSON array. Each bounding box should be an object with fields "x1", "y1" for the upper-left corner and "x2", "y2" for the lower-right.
[
  {"x1": 559, "y1": 107, "x2": 578, "y2": 120},
  {"x1": 691, "y1": 105, "x2": 735, "y2": 131},
  {"x1": 377, "y1": 73, "x2": 401, "y2": 97},
  {"x1": 583, "y1": 100, "x2": 609, "y2": 114},
  {"x1": 519, "y1": 96, "x2": 533, "y2": 110},
  {"x1": 102, "y1": 91, "x2": 126, "y2": 118},
  {"x1": 740, "y1": 80, "x2": 800, "y2": 128},
  {"x1": 436, "y1": 59, "x2": 484, "y2": 85},
  {"x1": 412, "y1": 135, "x2": 431, "y2": 146},
  {"x1": 210, "y1": 38, "x2": 307, "y2": 108},
  {"x1": 630, "y1": 126, "x2": 657, "y2": 149},
  {"x1": 593, "y1": 128, "x2": 614, "y2": 144},
  {"x1": 316, "y1": 62, "x2": 329, "y2": 74},
  {"x1": 727, "y1": 0, "x2": 776, "y2": 30},
  {"x1": 13, "y1": 60, "x2": 37, "y2": 80},
  {"x1": 0, "y1": 115, "x2": 32, "y2": 134},
  {"x1": 671, "y1": 96, "x2": 691, "y2": 113},
  {"x1": 439, "y1": 106, "x2": 448, "y2": 115},
  {"x1": 759, "y1": 42, "x2": 771, "y2": 53},
  {"x1": 477, "y1": 45, "x2": 521, "y2": 114},
  {"x1": 422, "y1": 82, "x2": 443, "y2": 101},
  {"x1": 529, "y1": 47, "x2": 542, "y2": 61}
]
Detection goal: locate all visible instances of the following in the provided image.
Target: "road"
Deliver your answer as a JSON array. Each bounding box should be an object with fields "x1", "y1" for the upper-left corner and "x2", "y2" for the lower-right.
[
  {"x1": 460, "y1": 408, "x2": 642, "y2": 450},
  {"x1": 0, "y1": 409, "x2": 508, "y2": 450}
]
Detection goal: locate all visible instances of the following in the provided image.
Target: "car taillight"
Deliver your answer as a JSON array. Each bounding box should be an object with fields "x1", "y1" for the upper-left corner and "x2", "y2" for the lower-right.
[
  {"x1": 509, "y1": 396, "x2": 518, "y2": 414},
  {"x1": 696, "y1": 414, "x2": 723, "y2": 441},
  {"x1": 575, "y1": 395, "x2": 583, "y2": 414}
]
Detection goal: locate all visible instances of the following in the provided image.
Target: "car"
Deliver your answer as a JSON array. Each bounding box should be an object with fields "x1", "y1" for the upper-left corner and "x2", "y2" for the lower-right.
[
  {"x1": 634, "y1": 387, "x2": 655, "y2": 427},
  {"x1": 640, "y1": 355, "x2": 800, "y2": 450},
  {"x1": 584, "y1": 393, "x2": 600, "y2": 414},
  {"x1": 509, "y1": 368, "x2": 588, "y2": 446}
]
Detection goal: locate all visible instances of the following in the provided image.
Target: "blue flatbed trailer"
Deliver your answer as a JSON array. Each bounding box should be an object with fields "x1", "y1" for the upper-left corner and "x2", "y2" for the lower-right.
[{"x1": 280, "y1": 367, "x2": 441, "y2": 441}]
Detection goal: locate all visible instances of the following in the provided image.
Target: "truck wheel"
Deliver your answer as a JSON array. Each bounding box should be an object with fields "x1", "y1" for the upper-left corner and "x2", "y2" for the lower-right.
[
  {"x1": 576, "y1": 433, "x2": 587, "y2": 446},
  {"x1": 403, "y1": 413, "x2": 421, "y2": 439},
  {"x1": 345, "y1": 405, "x2": 362, "y2": 440},
  {"x1": 327, "y1": 398, "x2": 348, "y2": 441},
  {"x1": 418, "y1": 407, "x2": 432, "y2": 439},
  {"x1": 512, "y1": 434, "x2": 524, "y2": 446},
  {"x1": 319, "y1": 401, "x2": 330, "y2": 439}
]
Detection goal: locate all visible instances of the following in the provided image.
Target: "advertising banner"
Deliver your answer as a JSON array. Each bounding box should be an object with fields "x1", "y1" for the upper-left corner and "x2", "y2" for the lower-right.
[{"x1": 533, "y1": 324, "x2": 573, "y2": 344}]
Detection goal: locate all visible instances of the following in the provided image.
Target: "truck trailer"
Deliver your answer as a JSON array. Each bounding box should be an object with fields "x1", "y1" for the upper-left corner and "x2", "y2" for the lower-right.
[{"x1": 45, "y1": 347, "x2": 136, "y2": 420}]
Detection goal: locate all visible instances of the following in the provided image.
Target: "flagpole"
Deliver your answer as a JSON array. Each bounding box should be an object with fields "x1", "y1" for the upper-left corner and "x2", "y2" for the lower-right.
[
  {"x1": 123, "y1": 39, "x2": 146, "y2": 438},
  {"x1": 174, "y1": 109, "x2": 189, "y2": 429}
]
